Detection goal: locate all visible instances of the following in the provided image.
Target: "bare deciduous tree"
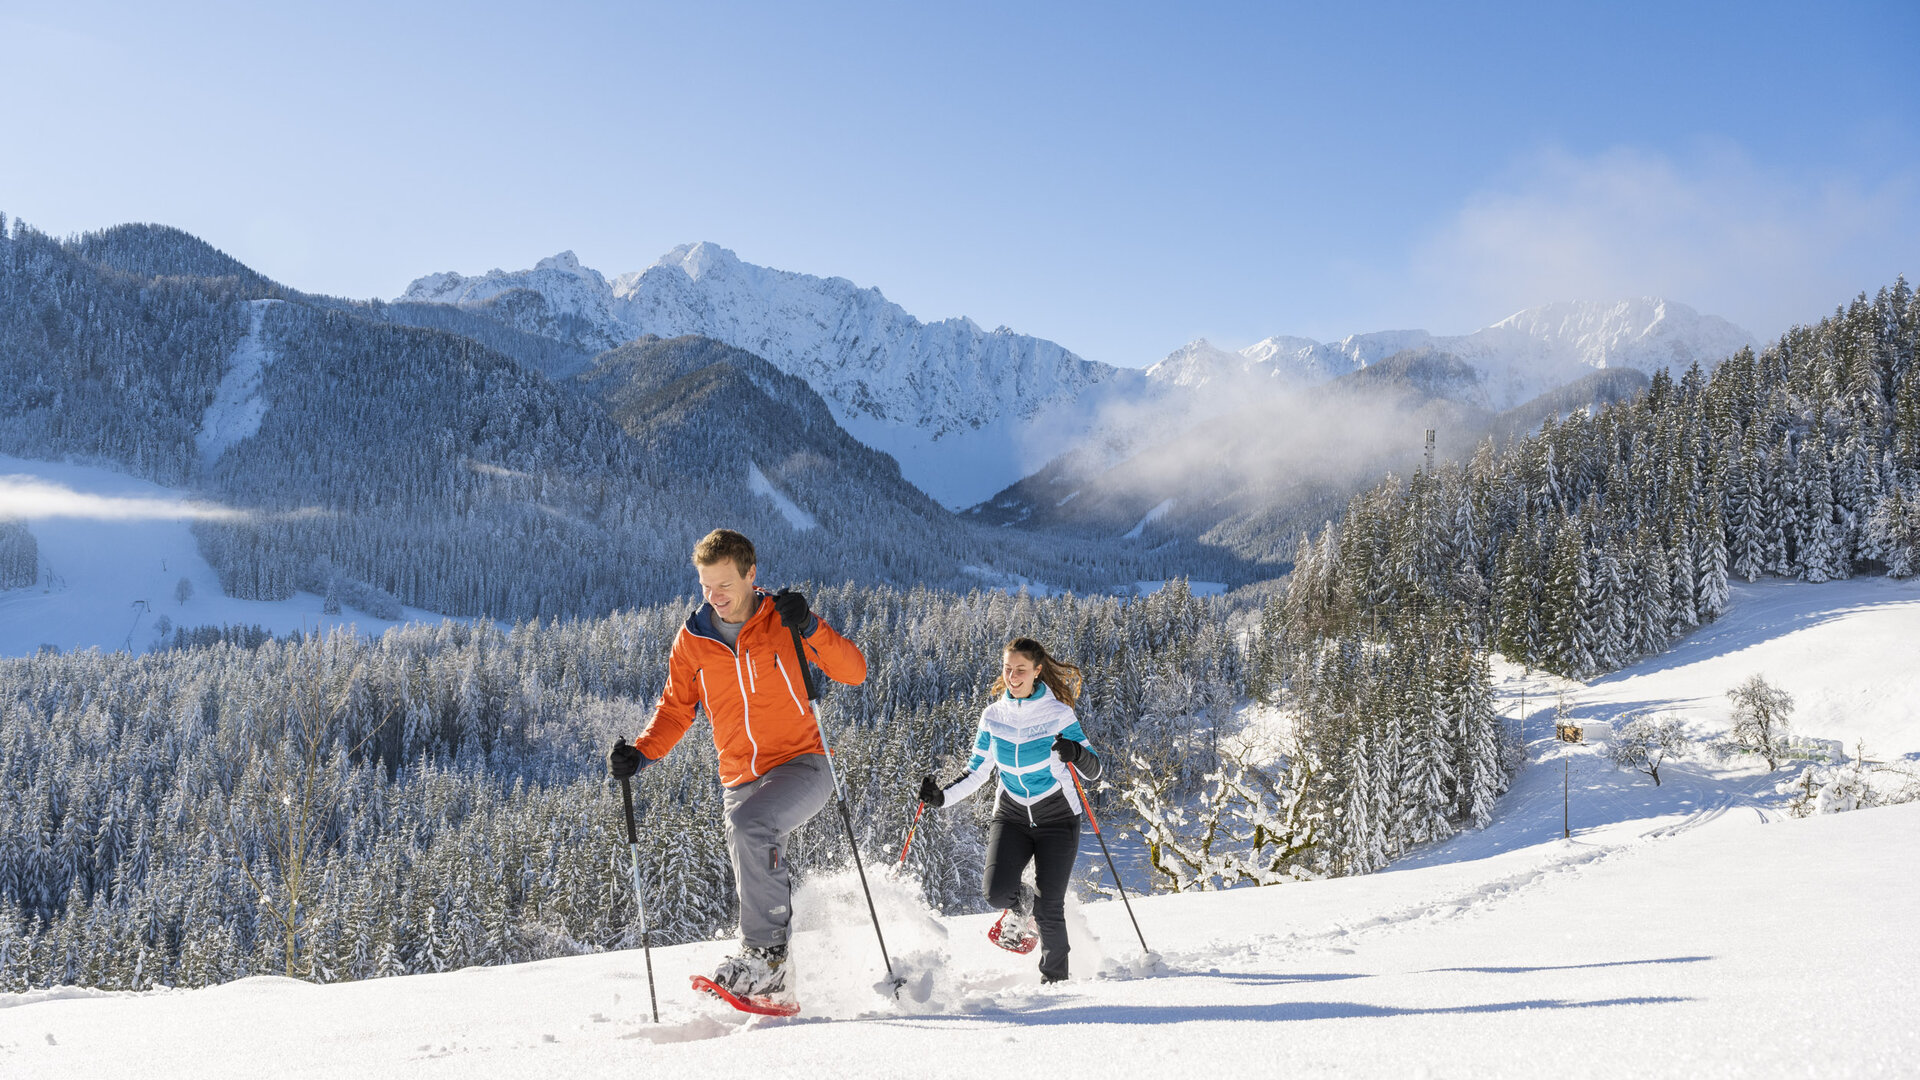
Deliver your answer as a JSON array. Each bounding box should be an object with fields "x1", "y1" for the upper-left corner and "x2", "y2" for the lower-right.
[
  {"x1": 1607, "y1": 713, "x2": 1689, "y2": 786},
  {"x1": 1727, "y1": 674, "x2": 1794, "y2": 770}
]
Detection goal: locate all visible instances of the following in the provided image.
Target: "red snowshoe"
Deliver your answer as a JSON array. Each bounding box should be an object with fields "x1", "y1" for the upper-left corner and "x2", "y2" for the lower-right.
[
  {"x1": 988, "y1": 908, "x2": 1038, "y2": 954},
  {"x1": 692, "y1": 944, "x2": 800, "y2": 1016},
  {"x1": 691, "y1": 975, "x2": 801, "y2": 1017}
]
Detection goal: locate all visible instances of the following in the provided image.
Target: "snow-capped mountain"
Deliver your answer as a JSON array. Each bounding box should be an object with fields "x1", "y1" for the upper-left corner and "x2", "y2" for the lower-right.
[
  {"x1": 1153, "y1": 299, "x2": 1756, "y2": 411},
  {"x1": 609, "y1": 244, "x2": 1114, "y2": 434},
  {"x1": 402, "y1": 245, "x2": 1126, "y2": 508},
  {"x1": 401, "y1": 251, "x2": 631, "y2": 353},
  {"x1": 404, "y1": 245, "x2": 1754, "y2": 508}
]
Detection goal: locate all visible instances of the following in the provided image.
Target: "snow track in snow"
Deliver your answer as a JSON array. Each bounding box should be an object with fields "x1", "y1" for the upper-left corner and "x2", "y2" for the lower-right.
[
  {"x1": 195, "y1": 299, "x2": 281, "y2": 468},
  {"x1": 748, "y1": 461, "x2": 818, "y2": 531},
  {"x1": 1122, "y1": 498, "x2": 1173, "y2": 539}
]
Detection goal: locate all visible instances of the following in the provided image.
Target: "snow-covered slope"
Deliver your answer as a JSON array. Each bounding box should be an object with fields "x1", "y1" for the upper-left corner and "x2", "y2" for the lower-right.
[
  {"x1": 6, "y1": 570, "x2": 1918, "y2": 1075},
  {"x1": 1160, "y1": 299, "x2": 1757, "y2": 411},
  {"x1": 1546, "y1": 574, "x2": 1920, "y2": 760},
  {"x1": 403, "y1": 246, "x2": 1125, "y2": 508},
  {"x1": 0, "y1": 455, "x2": 455, "y2": 655},
  {"x1": 194, "y1": 299, "x2": 281, "y2": 469},
  {"x1": 4, "y1": 756, "x2": 1911, "y2": 1078}
]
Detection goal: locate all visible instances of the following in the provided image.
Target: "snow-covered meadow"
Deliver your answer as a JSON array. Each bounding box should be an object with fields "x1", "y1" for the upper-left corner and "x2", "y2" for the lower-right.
[
  {"x1": 0, "y1": 454, "x2": 454, "y2": 657},
  {"x1": 3, "y1": 571, "x2": 1916, "y2": 1078}
]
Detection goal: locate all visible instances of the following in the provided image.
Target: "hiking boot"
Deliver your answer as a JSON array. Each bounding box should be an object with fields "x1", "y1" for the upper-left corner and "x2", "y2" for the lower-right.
[{"x1": 712, "y1": 943, "x2": 790, "y2": 999}]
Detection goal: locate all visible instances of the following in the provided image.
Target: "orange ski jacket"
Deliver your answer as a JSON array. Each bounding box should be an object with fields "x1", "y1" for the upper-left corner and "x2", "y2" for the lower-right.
[{"x1": 633, "y1": 590, "x2": 867, "y2": 787}]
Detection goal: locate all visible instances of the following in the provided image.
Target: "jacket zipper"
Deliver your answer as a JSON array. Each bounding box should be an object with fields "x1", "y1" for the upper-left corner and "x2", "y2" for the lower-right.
[
  {"x1": 774, "y1": 653, "x2": 809, "y2": 716},
  {"x1": 733, "y1": 649, "x2": 759, "y2": 780}
]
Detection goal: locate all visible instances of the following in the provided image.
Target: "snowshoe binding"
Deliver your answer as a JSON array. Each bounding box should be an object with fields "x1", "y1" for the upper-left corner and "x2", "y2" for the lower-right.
[
  {"x1": 988, "y1": 883, "x2": 1039, "y2": 954},
  {"x1": 693, "y1": 944, "x2": 799, "y2": 1017}
]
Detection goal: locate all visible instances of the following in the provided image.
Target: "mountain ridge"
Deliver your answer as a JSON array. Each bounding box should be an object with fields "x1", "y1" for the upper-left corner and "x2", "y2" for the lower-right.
[
  {"x1": 1154, "y1": 297, "x2": 1755, "y2": 410},
  {"x1": 403, "y1": 247, "x2": 1754, "y2": 506}
]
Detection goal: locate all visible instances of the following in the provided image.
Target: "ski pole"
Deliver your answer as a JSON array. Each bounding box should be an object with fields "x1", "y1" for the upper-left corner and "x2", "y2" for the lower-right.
[
  {"x1": 788, "y1": 622, "x2": 904, "y2": 995},
  {"x1": 898, "y1": 801, "x2": 926, "y2": 868},
  {"x1": 1067, "y1": 761, "x2": 1150, "y2": 956},
  {"x1": 619, "y1": 774, "x2": 660, "y2": 1023}
]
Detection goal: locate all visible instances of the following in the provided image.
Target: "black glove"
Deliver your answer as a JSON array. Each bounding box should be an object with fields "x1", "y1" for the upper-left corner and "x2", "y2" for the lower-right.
[
  {"x1": 1052, "y1": 735, "x2": 1086, "y2": 766},
  {"x1": 772, "y1": 588, "x2": 816, "y2": 634},
  {"x1": 918, "y1": 775, "x2": 944, "y2": 807},
  {"x1": 609, "y1": 740, "x2": 644, "y2": 779}
]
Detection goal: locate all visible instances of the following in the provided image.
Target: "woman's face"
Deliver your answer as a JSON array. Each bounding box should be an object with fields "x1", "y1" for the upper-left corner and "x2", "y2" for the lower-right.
[{"x1": 1002, "y1": 650, "x2": 1039, "y2": 698}]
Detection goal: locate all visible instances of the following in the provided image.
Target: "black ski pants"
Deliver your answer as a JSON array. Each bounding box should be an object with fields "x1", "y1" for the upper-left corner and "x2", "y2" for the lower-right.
[{"x1": 984, "y1": 795, "x2": 1081, "y2": 981}]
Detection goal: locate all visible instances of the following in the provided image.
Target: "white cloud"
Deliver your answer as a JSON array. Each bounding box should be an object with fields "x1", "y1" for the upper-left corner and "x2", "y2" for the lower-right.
[
  {"x1": 1409, "y1": 144, "x2": 1918, "y2": 339},
  {"x1": 0, "y1": 476, "x2": 248, "y2": 522}
]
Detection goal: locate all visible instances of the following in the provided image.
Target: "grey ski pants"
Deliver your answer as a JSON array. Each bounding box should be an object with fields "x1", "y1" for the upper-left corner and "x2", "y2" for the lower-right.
[{"x1": 723, "y1": 752, "x2": 834, "y2": 947}]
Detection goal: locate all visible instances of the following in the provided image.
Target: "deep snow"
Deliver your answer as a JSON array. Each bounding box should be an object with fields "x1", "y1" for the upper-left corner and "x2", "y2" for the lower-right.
[
  {"x1": 3, "y1": 776, "x2": 1911, "y2": 1078},
  {"x1": 3, "y1": 573, "x2": 1916, "y2": 1077}
]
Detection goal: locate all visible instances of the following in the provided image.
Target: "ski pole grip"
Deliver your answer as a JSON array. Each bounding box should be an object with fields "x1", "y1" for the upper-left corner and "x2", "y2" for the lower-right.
[{"x1": 621, "y1": 774, "x2": 639, "y2": 845}]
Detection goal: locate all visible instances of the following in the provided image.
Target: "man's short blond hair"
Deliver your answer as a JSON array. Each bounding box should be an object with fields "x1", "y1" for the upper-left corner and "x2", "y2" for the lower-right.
[{"x1": 692, "y1": 529, "x2": 756, "y2": 576}]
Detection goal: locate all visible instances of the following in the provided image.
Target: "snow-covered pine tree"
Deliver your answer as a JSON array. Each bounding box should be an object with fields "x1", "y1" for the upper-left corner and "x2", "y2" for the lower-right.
[
  {"x1": 1765, "y1": 431, "x2": 1796, "y2": 577},
  {"x1": 0, "y1": 518, "x2": 35, "y2": 590},
  {"x1": 1394, "y1": 650, "x2": 1455, "y2": 848},
  {"x1": 1452, "y1": 649, "x2": 1504, "y2": 829},
  {"x1": 1798, "y1": 429, "x2": 1842, "y2": 583},
  {"x1": 1696, "y1": 491, "x2": 1731, "y2": 620},
  {"x1": 1667, "y1": 514, "x2": 1699, "y2": 636}
]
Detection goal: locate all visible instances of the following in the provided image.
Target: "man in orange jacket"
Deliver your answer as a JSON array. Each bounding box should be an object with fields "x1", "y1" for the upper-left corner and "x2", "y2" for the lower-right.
[{"x1": 609, "y1": 528, "x2": 866, "y2": 1004}]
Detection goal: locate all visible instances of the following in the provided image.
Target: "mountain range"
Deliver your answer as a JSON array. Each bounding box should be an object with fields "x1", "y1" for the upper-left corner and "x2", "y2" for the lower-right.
[
  {"x1": 1149, "y1": 299, "x2": 1756, "y2": 409},
  {"x1": 0, "y1": 218, "x2": 1214, "y2": 626},
  {"x1": 401, "y1": 248, "x2": 1755, "y2": 509},
  {"x1": 402, "y1": 245, "x2": 1129, "y2": 508},
  {"x1": 0, "y1": 212, "x2": 1764, "y2": 621}
]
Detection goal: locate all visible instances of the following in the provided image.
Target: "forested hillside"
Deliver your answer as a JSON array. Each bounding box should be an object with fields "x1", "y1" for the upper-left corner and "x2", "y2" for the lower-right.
[
  {"x1": 1265, "y1": 278, "x2": 1920, "y2": 685},
  {"x1": 1235, "y1": 280, "x2": 1920, "y2": 875},
  {"x1": 0, "y1": 215, "x2": 1203, "y2": 618},
  {"x1": 0, "y1": 216, "x2": 253, "y2": 486}
]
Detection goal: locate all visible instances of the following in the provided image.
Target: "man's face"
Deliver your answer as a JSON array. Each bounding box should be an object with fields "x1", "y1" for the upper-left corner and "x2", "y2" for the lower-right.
[{"x1": 698, "y1": 559, "x2": 757, "y2": 621}]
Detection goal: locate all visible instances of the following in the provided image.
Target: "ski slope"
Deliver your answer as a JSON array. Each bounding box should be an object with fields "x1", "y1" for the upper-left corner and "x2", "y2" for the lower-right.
[
  {"x1": 4, "y1": 531, "x2": 1917, "y2": 1078},
  {"x1": 0, "y1": 454, "x2": 454, "y2": 656}
]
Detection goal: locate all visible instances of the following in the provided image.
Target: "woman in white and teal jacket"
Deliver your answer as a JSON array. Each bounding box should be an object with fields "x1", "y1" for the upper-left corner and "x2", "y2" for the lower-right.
[{"x1": 917, "y1": 636, "x2": 1102, "y2": 983}]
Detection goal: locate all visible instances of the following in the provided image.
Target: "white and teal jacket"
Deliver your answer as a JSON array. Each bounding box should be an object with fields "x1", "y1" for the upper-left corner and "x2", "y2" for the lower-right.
[{"x1": 939, "y1": 683, "x2": 1103, "y2": 820}]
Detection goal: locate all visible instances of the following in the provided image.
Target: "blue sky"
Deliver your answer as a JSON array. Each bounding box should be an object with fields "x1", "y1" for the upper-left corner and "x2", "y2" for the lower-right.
[{"x1": 4, "y1": 0, "x2": 1915, "y2": 366}]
